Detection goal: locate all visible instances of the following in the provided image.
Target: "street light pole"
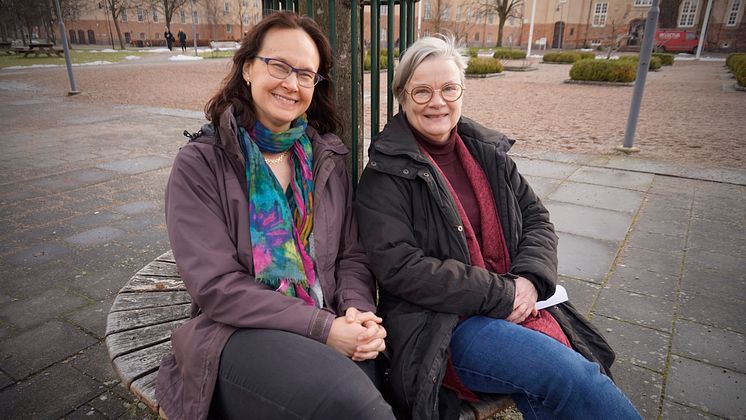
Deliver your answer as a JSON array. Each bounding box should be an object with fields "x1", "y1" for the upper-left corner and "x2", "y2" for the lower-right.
[
  {"x1": 53, "y1": 0, "x2": 79, "y2": 95},
  {"x1": 189, "y1": 0, "x2": 198, "y2": 56},
  {"x1": 618, "y1": 0, "x2": 659, "y2": 152},
  {"x1": 526, "y1": 0, "x2": 538, "y2": 57},
  {"x1": 695, "y1": 0, "x2": 714, "y2": 59}
]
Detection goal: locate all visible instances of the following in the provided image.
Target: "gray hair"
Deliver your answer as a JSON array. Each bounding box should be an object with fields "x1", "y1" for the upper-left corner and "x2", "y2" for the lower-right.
[{"x1": 392, "y1": 35, "x2": 467, "y2": 104}]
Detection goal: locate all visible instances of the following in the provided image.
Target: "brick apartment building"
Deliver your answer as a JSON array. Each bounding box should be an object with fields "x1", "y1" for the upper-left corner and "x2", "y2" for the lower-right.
[{"x1": 60, "y1": 0, "x2": 745, "y2": 51}]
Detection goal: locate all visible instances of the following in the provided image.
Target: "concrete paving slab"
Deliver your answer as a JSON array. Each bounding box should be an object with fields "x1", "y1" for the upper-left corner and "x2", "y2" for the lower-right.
[
  {"x1": 6, "y1": 241, "x2": 74, "y2": 266},
  {"x1": 557, "y1": 276, "x2": 599, "y2": 316},
  {"x1": 549, "y1": 182, "x2": 645, "y2": 213},
  {"x1": 522, "y1": 175, "x2": 562, "y2": 200},
  {"x1": 661, "y1": 401, "x2": 720, "y2": 419},
  {"x1": 672, "y1": 319, "x2": 746, "y2": 373},
  {"x1": 0, "y1": 288, "x2": 89, "y2": 329},
  {"x1": 1, "y1": 261, "x2": 79, "y2": 299},
  {"x1": 65, "y1": 299, "x2": 113, "y2": 339},
  {"x1": 618, "y1": 246, "x2": 684, "y2": 277},
  {"x1": 693, "y1": 180, "x2": 746, "y2": 200},
  {"x1": 685, "y1": 248, "x2": 746, "y2": 277},
  {"x1": 70, "y1": 342, "x2": 121, "y2": 384},
  {"x1": 511, "y1": 157, "x2": 579, "y2": 179},
  {"x1": 513, "y1": 151, "x2": 610, "y2": 167},
  {"x1": 556, "y1": 232, "x2": 618, "y2": 283},
  {"x1": 115, "y1": 201, "x2": 158, "y2": 215},
  {"x1": 568, "y1": 167, "x2": 654, "y2": 191},
  {"x1": 605, "y1": 158, "x2": 746, "y2": 186},
  {"x1": 29, "y1": 168, "x2": 118, "y2": 193},
  {"x1": 665, "y1": 355, "x2": 746, "y2": 419},
  {"x1": 691, "y1": 199, "x2": 746, "y2": 224},
  {"x1": 610, "y1": 360, "x2": 663, "y2": 420},
  {"x1": 681, "y1": 265, "x2": 746, "y2": 302},
  {"x1": 592, "y1": 316, "x2": 670, "y2": 373},
  {"x1": 642, "y1": 193, "x2": 692, "y2": 211},
  {"x1": 625, "y1": 227, "x2": 687, "y2": 255},
  {"x1": 545, "y1": 201, "x2": 633, "y2": 242},
  {"x1": 67, "y1": 211, "x2": 126, "y2": 230},
  {"x1": 596, "y1": 287, "x2": 674, "y2": 333},
  {"x1": 66, "y1": 227, "x2": 127, "y2": 246},
  {"x1": 96, "y1": 156, "x2": 172, "y2": 175},
  {"x1": 71, "y1": 390, "x2": 132, "y2": 419},
  {"x1": 633, "y1": 216, "x2": 690, "y2": 237},
  {"x1": 0, "y1": 320, "x2": 97, "y2": 380},
  {"x1": 0, "y1": 363, "x2": 102, "y2": 419},
  {"x1": 647, "y1": 175, "x2": 698, "y2": 197},
  {"x1": 687, "y1": 218, "x2": 746, "y2": 258},
  {"x1": 0, "y1": 371, "x2": 13, "y2": 390},
  {"x1": 607, "y1": 265, "x2": 679, "y2": 302},
  {"x1": 678, "y1": 292, "x2": 745, "y2": 334}
]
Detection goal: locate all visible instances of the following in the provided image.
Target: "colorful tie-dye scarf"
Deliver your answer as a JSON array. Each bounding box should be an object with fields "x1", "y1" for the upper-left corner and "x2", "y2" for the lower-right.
[{"x1": 237, "y1": 116, "x2": 317, "y2": 306}]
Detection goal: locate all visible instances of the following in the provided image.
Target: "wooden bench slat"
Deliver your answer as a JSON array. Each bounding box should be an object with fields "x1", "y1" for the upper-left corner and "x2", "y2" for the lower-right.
[
  {"x1": 130, "y1": 371, "x2": 160, "y2": 414},
  {"x1": 460, "y1": 394, "x2": 515, "y2": 420},
  {"x1": 110, "y1": 290, "x2": 191, "y2": 312},
  {"x1": 138, "y1": 260, "x2": 179, "y2": 277},
  {"x1": 106, "y1": 303, "x2": 190, "y2": 335},
  {"x1": 155, "y1": 250, "x2": 175, "y2": 263},
  {"x1": 106, "y1": 318, "x2": 187, "y2": 359},
  {"x1": 120, "y1": 274, "x2": 185, "y2": 292},
  {"x1": 112, "y1": 340, "x2": 173, "y2": 387}
]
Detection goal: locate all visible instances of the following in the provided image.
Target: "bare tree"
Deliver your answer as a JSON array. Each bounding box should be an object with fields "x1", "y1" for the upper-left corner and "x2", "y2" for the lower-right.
[
  {"x1": 202, "y1": 0, "x2": 222, "y2": 40},
  {"x1": 150, "y1": 0, "x2": 188, "y2": 31},
  {"x1": 601, "y1": 18, "x2": 629, "y2": 59},
  {"x1": 105, "y1": 0, "x2": 130, "y2": 49},
  {"x1": 473, "y1": 0, "x2": 522, "y2": 47}
]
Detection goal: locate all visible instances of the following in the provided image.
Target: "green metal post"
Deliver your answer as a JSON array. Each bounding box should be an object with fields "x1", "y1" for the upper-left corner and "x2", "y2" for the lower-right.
[
  {"x1": 306, "y1": 0, "x2": 313, "y2": 16},
  {"x1": 387, "y1": 0, "x2": 395, "y2": 120},
  {"x1": 351, "y1": 0, "x2": 360, "y2": 185},
  {"x1": 399, "y1": 1, "x2": 407, "y2": 52},
  {"x1": 407, "y1": 0, "x2": 414, "y2": 46},
  {"x1": 371, "y1": 0, "x2": 380, "y2": 138}
]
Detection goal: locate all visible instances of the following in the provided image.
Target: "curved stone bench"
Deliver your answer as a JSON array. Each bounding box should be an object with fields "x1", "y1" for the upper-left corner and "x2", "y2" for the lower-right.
[{"x1": 105, "y1": 251, "x2": 513, "y2": 419}]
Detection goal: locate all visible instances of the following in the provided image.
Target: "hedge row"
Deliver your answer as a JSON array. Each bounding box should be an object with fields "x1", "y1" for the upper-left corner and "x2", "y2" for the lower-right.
[
  {"x1": 726, "y1": 53, "x2": 746, "y2": 87},
  {"x1": 569, "y1": 59, "x2": 636, "y2": 82},
  {"x1": 651, "y1": 53, "x2": 674, "y2": 66},
  {"x1": 466, "y1": 57, "x2": 504, "y2": 74},
  {"x1": 543, "y1": 51, "x2": 596, "y2": 63},
  {"x1": 492, "y1": 48, "x2": 527, "y2": 59},
  {"x1": 618, "y1": 55, "x2": 663, "y2": 71},
  {"x1": 363, "y1": 54, "x2": 389, "y2": 70}
]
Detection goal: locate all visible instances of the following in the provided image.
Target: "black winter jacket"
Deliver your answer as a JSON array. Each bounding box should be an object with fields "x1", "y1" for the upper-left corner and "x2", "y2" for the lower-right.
[{"x1": 355, "y1": 114, "x2": 615, "y2": 420}]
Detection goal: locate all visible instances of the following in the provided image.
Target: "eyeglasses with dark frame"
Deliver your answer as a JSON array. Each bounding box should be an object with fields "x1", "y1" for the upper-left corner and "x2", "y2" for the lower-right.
[
  {"x1": 404, "y1": 83, "x2": 465, "y2": 105},
  {"x1": 255, "y1": 56, "x2": 325, "y2": 88}
]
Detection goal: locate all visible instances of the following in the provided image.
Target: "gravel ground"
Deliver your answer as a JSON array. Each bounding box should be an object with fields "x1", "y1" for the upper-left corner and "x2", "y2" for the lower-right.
[{"x1": 2, "y1": 53, "x2": 744, "y2": 169}]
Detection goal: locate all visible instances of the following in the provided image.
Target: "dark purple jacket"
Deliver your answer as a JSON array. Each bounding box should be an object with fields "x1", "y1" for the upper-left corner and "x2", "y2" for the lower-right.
[{"x1": 156, "y1": 108, "x2": 376, "y2": 420}]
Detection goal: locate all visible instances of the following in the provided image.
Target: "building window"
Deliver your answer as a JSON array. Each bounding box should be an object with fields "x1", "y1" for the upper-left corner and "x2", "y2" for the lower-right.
[
  {"x1": 456, "y1": 6, "x2": 462, "y2": 21},
  {"x1": 226, "y1": 24, "x2": 232, "y2": 33},
  {"x1": 136, "y1": 6, "x2": 144, "y2": 22},
  {"x1": 466, "y1": 8, "x2": 472, "y2": 22},
  {"x1": 155, "y1": 32, "x2": 160, "y2": 39},
  {"x1": 475, "y1": 32, "x2": 480, "y2": 41},
  {"x1": 634, "y1": 0, "x2": 652, "y2": 5},
  {"x1": 726, "y1": 0, "x2": 742, "y2": 26},
  {"x1": 121, "y1": 9, "x2": 128, "y2": 22},
  {"x1": 488, "y1": 13, "x2": 495, "y2": 24},
  {"x1": 442, "y1": 5, "x2": 450, "y2": 21},
  {"x1": 591, "y1": 39, "x2": 602, "y2": 46},
  {"x1": 592, "y1": 2, "x2": 608, "y2": 27},
  {"x1": 180, "y1": 10, "x2": 187, "y2": 24},
  {"x1": 381, "y1": 5, "x2": 387, "y2": 15},
  {"x1": 243, "y1": 14, "x2": 249, "y2": 24},
  {"x1": 224, "y1": 1, "x2": 230, "y2": 13},
  {"x1": 242, "y1": 0, "x2": 248, "y2": 6},
  {"x1": 678, "y1": 0, "x2": 698, "y2": 27},
  {"x1": 424, "y1": 1, "x2": 431, "y2": 19},
  {"x1": 193, "y1": 10, "x2": 199, "y2": 24},
  {"x1": 139, "y1": 32, "x2": 146, "y2": 40},
  {"x1": 152, "y1": 7, "x2": 159, "y2": 22},
  {"x1": 124, "y1": 32, "x2": 131, "y2": 43}
]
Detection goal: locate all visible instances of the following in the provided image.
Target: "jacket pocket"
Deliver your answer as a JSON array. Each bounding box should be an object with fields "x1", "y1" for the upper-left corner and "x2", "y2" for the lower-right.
[{"x1": 385, "y1": 311, "x2": 432, "y2": 410}]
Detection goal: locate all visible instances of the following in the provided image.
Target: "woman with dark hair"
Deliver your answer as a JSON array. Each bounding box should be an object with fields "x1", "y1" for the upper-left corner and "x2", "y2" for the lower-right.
[{"x1": 155, "y1": 11, "x2": 393, "y2": 420}]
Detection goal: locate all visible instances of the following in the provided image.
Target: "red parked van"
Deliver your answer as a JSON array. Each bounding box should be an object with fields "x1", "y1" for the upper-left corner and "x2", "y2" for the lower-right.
[{"x1": 655, "y1": 29, "x2": 699, "y2": 53}]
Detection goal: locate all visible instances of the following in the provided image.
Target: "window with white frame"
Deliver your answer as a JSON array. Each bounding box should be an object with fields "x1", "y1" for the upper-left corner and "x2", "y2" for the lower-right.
[
  {"x1": 442, "y1": 5, "x2": 450, "y2": 21},
  {"x1": 152, "y1": 7, "x2": 159, "y2": 22},
  {"x1": 634, "y1": 0, "x2": 652, "y2": 5},
  {"x1": 243, "y1": 14, "x2": 249, "y2": 24},
  {"x1": 466, "y1": 7, "x2": 472, "y2": 22},
  {"x1": 726, "y1": 0, "x2": 742, "y2": 26},
  {"x1": 139, "y1": 32, "x2": 146, "y2": 40},
  {"x1": 678, "y1": 0, "x2": 698, "y2": 27},
  {"x1": 590, "y1": 39, "x2": 602, "y2": 46},
  {"x1": 136, "y1": 6, "x2": 144, "y2": 22},
  {"x1": 192, "y1": 10, "x2": 199, "y2": 24},
  {"x1": 226, "y1": 24, "x2": 232, "y2": 33},
  {"x1": 180, "y1": 9, "x2": 186, "y2": 24},
  {"x1": 489, "y1": 13, "x2": 495, "y2": 24},
  {"x1": 224, "y1": 1, "x2": 230, "y2": 13},
  {"x1": 456, "y1": 6, "x2": 462, "y2": 21},
  {"x1": 122, "y1": 9, "x2": 128, "y2": 22},
  {"x1": 424, "y1": 1, "x2": 431, "y2": 19},
  {"x1": 592, "y1": 2, "x2": 608, "y2": 27},
  {"x1": 380, "y1": 5, "x2": 387, "y2": 15}
]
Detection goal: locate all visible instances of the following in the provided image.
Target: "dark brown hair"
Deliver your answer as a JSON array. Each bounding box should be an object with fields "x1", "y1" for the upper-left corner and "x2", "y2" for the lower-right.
[{"x1": 205, "y1": 11, "x2": 340, "y2": 134}]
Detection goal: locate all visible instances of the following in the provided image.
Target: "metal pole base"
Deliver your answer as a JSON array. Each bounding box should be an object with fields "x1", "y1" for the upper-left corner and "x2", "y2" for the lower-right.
[
  {"x1": 68, "y1": 91, "x2": 81, "y2": 96},
  {"x1": 615, "y1": 145, "x2": 640, "y2": 154}
]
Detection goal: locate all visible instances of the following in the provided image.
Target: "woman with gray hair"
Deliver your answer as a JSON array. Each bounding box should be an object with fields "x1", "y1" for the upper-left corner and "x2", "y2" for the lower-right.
[{"x1": 355, "y1": 36, "x2": 641, "y2": 419}]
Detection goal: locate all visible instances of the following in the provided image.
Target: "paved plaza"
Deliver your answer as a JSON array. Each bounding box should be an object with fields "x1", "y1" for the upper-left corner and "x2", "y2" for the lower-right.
[{"x1": 0, "y1": 55, "x2": 745, "y2": 419}]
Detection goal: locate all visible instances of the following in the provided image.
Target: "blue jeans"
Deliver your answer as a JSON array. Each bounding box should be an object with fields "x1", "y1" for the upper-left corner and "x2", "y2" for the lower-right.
[{"x1": 451, "y1": 316, "x2": 641, "y2": 420}]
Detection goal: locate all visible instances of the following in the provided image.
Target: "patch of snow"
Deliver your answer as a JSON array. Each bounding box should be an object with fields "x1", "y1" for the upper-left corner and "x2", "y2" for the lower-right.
[
  {"x1": 124, "y1": 55, "x2": 141, "y2": 60},
  {"x1": 169, "y1": 55, "x2": 203, "y2": 61},
  {"x1": 100, "y1": 48, "x2": 117, "y2": 53}
]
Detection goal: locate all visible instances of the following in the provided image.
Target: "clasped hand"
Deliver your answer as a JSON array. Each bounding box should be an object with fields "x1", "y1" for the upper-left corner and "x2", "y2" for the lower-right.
[
  {"x1": 507, "y1": 276, "x2": 539, "y2": 324},
  {"x1": 327, "y1": 307, "x2": 387, "y2": 361}
]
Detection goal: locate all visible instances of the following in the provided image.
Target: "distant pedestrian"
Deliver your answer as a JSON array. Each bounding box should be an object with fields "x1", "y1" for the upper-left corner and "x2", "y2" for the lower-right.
[
  {"x1": 164, "y1": 27, "x2": 175, "y2": 51},
  {"x1": 178, "y1": 29, "x2": 187, "y2": 52}
]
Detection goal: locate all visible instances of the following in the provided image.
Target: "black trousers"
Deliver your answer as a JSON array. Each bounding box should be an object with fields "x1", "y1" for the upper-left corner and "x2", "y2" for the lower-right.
[{"x1": 211, "y1": 329, "x2": 394, "y2": 420}]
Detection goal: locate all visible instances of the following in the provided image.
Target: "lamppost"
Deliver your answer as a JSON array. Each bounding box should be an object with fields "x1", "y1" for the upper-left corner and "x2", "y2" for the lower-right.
[
  {"x1": 189, "y1": 0, "x2": 198, "y2": 55},
  {"x1": 98, "y1": 1, "x2": 115, "y2": 49}
]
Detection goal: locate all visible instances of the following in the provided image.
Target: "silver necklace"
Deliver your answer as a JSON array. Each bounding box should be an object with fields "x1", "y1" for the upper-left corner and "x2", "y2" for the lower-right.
[{"x1": 263, "y1": 150, "x2": 289, "y2": 165}]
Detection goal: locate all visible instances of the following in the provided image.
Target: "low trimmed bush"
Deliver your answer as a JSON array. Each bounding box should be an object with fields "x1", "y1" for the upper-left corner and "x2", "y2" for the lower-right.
[
  {"x1": 725, "y1": 52, "x2": 746, "y2": 69},
  {"x1": 363, "y1": 53, "x2": 388, "y2": 70},
  {"x1": 466, "y1": 57, "x2": 504, "y2": 74},
  {"x1": 618, "y1": 55, "x2": 663, "y2": 71},
  {"x1": 652, "y1": 52, "x2": 674, "y2": 66},
  {"x1": 467, "y1": 47, "x2": 480, "y2": 57},
  {"x1": 493, "y1": 48, "x2": 527, "y2": 59},
  {"x1": 727, "y1": 53, "x2": 746, "y2": 87},
  {"x1": 543, "y1": 52, "x2": 586, "y2": 63},
  {"x1": 569, "y1": 59, "x2": 636, "y2": 82},
  {"x1": 577, "y1": 51, "x2": 597, "y2": 60},
  {"x1": 379, "y1": 48, "x2": 400, "y2": 58}
]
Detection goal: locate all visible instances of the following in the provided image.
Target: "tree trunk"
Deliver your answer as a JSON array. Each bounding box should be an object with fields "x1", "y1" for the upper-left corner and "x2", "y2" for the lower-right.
[
  {"x1": 112, "y1": 13, "x2": 124, "y2": 48},
  {"x1": 497, "y1": 19, "x2": 505, "y2": 47},
  {"x1": 313, "y1": 0, "x2": 359, "y2": 175}
]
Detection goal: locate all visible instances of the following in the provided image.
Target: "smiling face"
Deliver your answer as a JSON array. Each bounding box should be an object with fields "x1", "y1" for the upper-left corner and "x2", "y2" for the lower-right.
[
  {"x1": 401, "y1": 56, "x2": 463, "y2": 144},
  {"x1": 242, "y1": 28, "x2": 319, "y2": 132}
]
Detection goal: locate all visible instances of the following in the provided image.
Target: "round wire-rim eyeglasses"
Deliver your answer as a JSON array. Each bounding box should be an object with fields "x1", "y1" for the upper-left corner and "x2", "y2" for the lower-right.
[
  {"x1": 404, "y1": 83, "x2": 464, "y2": 105},
  {"x1": 255, "y1": 56, "x2": 325, "y2": 88}
]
